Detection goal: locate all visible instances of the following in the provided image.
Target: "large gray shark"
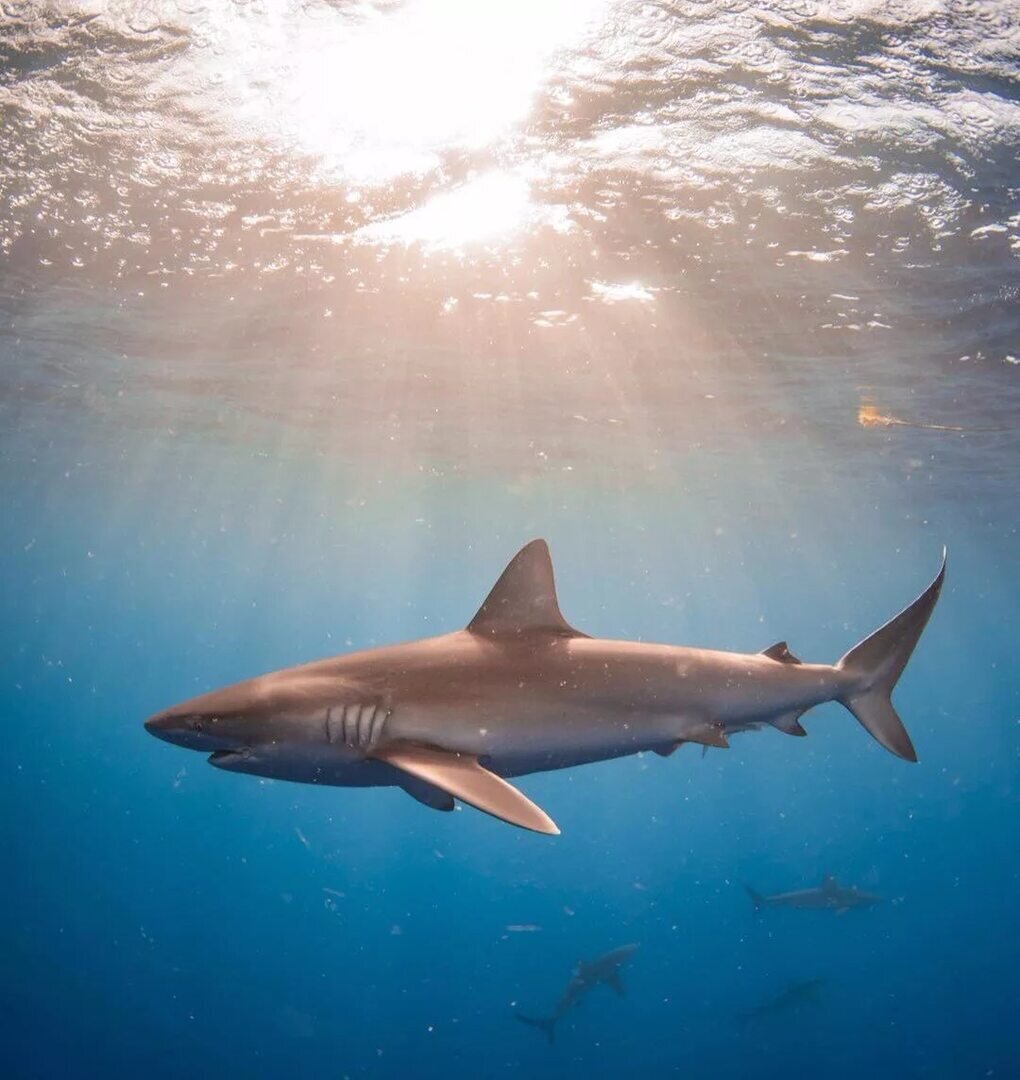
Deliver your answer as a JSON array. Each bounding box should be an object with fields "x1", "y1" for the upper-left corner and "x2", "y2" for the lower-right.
[
  {"x1": 144, "y1": 539, "x2": 945, "y2": 835},
  {"x1": 746, "y1": 875, "x2": 883, "y2": 915},
  {"x1": 515, "y1": 943, "x2": 639, "y2": 1045},
  {"x1": 736, "y1": 978, "x2": 827, "y2": 1026}
]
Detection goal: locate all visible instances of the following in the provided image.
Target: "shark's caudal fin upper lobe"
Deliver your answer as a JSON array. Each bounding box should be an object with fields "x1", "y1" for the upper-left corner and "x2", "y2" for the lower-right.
[
  {"x1": 515, "y1": 1013, "x2": 557, "y2": 1045},
  {"x1": 836, "y1": 550, "x2": 947, "y2": 762}
]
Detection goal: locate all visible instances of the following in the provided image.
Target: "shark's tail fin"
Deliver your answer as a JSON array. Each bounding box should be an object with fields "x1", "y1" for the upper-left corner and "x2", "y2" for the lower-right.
[
  {"x1": 836, "y1": 550, "x2": 946, "y2": 763},
  {"x1": 515, "y1": 1013, "x2": 557, "y2": 1045},
  {"x1": 745, "y1": 884, "x2": 766, "y2": 913}
]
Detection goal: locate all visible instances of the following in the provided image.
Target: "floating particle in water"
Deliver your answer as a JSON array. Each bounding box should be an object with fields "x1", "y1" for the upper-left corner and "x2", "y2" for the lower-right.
[{"x1": 858, "y1": 401, "x2": 1013, "y2": 433}]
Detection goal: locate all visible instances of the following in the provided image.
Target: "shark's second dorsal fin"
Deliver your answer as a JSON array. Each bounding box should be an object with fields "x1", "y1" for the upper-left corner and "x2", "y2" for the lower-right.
[
  {"x1": 467, "y1": 539, "x2": 587, "y2": 638},
  {"x1": 761, "y1": 641, "x2": 802, "y2": 664}
]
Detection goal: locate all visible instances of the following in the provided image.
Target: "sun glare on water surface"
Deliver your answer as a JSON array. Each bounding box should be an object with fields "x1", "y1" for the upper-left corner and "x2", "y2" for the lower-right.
[
  {"x1": 357, "y1": 172, "x2": 574, "y2": 250},
  {"x1": 278, "y1": 0, "x2": 608, "y2": 181},
  {"x1": 195, "y1": 0, "x2": 610, "y2": 251}
]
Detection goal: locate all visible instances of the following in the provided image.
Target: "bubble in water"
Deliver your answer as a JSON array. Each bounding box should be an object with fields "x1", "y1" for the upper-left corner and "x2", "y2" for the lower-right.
[{"x1": 127, "y1": 4, "x2": 161, "y2": 35}]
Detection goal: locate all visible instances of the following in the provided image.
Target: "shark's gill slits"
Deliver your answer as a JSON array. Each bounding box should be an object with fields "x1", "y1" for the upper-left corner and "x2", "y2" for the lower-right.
[{"x1": 326, "y1": 702, "x2": 389, "y2": 751}]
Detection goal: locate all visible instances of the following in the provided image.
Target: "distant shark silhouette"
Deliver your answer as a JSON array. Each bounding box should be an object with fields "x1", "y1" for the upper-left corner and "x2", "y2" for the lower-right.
[
  {"x1": 736, "y1": 978, "x2": 827, "y2": 1025},
  {"x1": 515, "y1": 944, "x2": 639, "y2": 1045},
  {"x1": 746, "y1": 875, "x2": 883, "y2": 915},
  {"x1": 145, "y1": 539, "x2": 945, "y2": 835}
]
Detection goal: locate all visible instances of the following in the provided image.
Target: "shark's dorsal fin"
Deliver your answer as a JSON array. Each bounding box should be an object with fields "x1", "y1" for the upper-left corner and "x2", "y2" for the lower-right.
[
  {"x1": 372, "y1": 742, "x2": 560, "y2": 835},
  {"x1": 821, "y1": 873, "x2": 838, "y2": 893},
  {"x1": 761, "y1": 641, "x2": 802, "y2": 664},
  {"x1": 467, "y1": 539, "x2": 587, "y2": 638}
]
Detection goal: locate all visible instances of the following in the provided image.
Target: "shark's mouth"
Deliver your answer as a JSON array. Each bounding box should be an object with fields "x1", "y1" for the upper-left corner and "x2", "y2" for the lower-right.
[{"x1": 208, "y1": 748, "x2": 252, "y2": 767}]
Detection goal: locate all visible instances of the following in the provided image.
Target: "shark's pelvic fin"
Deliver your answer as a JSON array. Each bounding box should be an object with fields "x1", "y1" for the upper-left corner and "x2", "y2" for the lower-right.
[
  {"x1": 761, "y1": 641, "x2": 802, "y2": 664},
  {"x1": 652, "y1": 740, "x2": 684, "y2": 757},
  {"x1": 398, "y1": 775, "x2": 455, "y2": 812},
  {"x1": 467, "y1": 539, "x2": 588, "y2": 638},
  {"x1": 684, "y1": 722, "x2": 729, "y2": 749},
  {"x1": 372, "y1": 743, "x2": 560, "y2": 835}
]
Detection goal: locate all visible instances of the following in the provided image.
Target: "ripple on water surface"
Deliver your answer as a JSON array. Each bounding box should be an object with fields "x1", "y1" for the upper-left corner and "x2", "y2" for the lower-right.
[{"x1": 0, "y1": 1, "x2": 1017, "y2": 490}]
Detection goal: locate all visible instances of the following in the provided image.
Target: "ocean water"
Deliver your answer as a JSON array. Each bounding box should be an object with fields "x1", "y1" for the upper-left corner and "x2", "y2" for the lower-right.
[{"x1": 1, "y1": 1, "x2": 1018, "y2": 1077}]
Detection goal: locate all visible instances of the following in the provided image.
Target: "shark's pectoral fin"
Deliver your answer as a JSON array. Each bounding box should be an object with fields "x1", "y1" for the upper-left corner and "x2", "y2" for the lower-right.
[
  {"x1": 398, "y1": 775, "x2": 456, "y2": 813},
  {"x1": 606, "y1": 971, "x2": 626, "y2": 998},
  {"x1": 372, "y1": 743, "x2": 560, "y2": 835}
]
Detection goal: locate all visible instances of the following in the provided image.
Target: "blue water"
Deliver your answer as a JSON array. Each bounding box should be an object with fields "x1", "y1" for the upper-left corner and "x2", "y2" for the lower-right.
[{"x1": 2, "y1": 1, "x2": 1019, "y2": 1077}]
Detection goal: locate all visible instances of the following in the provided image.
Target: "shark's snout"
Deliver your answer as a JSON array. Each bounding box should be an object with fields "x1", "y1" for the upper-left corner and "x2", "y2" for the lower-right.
[
  {"x1": 144, "y1": 709, "x2": 238, "y2": 752},
  {"x1": 144, "y1": 710, "x2": 179, "y2": 741}
]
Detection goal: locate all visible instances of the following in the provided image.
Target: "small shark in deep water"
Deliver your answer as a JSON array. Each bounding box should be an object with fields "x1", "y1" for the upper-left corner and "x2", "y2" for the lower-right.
[
  {"x1": 144, "y1": 539, "x2": 945, "y2": 835},
  {"x1": 736, "y1": 978, "x2": 827, "y2": 1025},
  {"x1": 746, "y1": 875, "x2": 883, "y2": 915},
  {"x1": 515, "y1": 944, "x2": 639, "y2": 1045}
]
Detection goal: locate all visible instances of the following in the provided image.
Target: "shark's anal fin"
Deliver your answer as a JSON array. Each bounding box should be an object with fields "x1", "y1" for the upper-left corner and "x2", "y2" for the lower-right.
[
  {"x1": 761, "y1": 641, "x2": 802, "y2": 664},
  {"x1": 771, "y1": 709, "x2": 808, "y2": 737},
  {"x1": 372, "y1": 743, "x2": 560, "y2": 835}
]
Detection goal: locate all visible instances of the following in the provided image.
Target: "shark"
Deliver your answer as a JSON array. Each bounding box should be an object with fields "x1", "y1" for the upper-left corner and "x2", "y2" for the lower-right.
[
  {"x1": 144, "y1": 539, "x2": 945, "y2": 835},
  {"x1": 515, "y1": 943, "x2": 639, "y2": 1045},
  {"x1": 736, "y1": 978, "x2": 827, "y2": 1026},
  {"x1": 745, "y1": 875, "x2": 883, "y2": 915}
]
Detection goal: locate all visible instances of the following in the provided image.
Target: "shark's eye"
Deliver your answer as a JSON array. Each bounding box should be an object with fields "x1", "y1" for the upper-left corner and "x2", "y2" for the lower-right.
[{"x1": 189, "y1": 717, "x2": 205, "y2": 733}]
